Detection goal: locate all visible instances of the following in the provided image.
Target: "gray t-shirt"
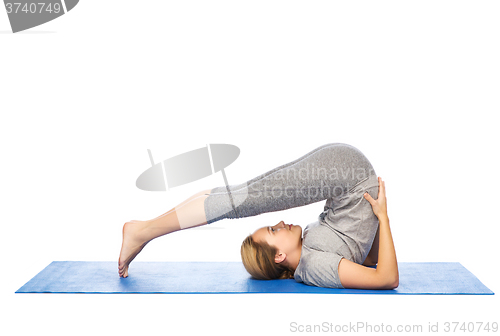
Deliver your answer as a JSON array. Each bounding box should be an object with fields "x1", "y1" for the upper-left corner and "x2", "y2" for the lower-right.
[{"x1": 294, "y1": 174, "x2": 380, "y2": 288}]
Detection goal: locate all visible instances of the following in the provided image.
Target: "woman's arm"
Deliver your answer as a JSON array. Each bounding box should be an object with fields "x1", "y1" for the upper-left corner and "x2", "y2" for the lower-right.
[
  {"x1": 362, "y1": 225, "x2": 379, "y2": 266},
  {"x1": 338, "y1": 177, "x2": 399, "y2": 289}
]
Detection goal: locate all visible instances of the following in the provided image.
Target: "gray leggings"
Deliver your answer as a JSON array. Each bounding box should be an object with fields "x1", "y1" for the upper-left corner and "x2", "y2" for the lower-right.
[{"x1": 204, "y1": 143, "x2": 376, "y2": 224}]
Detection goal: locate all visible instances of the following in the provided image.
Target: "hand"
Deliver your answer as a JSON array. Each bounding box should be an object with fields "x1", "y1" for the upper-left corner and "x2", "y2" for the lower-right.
[{"x1": 364, "y1": 177, "x2": 388, "y2": 218}]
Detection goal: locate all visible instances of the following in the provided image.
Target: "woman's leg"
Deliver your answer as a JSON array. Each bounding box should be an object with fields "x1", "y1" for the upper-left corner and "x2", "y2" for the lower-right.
[
  {"x1": 118, "y1": 189, "x2": 212, "y2": 277},
  {"x1": 119, "y1": 143, "x2": 375, "y2": 276},
  {"x1": 118, "y1": 144, "x2": 339, "y2": 277},
  {"x1": 204, "y1": 143, "x2": 375, "y2": 224}
]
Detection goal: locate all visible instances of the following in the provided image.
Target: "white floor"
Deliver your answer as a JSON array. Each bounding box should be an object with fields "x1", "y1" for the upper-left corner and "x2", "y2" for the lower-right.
[{"x1": 1, "y1": 1, "x2": 499, "y2": 335}]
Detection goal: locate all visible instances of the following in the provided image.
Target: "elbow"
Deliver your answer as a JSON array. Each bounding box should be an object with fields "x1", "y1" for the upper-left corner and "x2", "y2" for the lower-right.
[
  {"x1": 390, "y1": 277, "x2": 399, "y2": 289},
  {"x1": 387, "y1": 274, "x2": 399, "y2": 289},
  {"x1": 379, "y1": 274, "x2": 399, "y2": 290}
]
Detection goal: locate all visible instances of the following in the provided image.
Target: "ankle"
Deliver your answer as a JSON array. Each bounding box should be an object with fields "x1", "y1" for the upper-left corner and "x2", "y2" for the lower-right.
[{"x1": 124, "y1": 221, "x2": 150, "y2": 245}]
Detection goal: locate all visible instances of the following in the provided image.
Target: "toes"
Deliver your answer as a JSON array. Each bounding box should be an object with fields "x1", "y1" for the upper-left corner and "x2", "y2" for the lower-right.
[{"x1": 118, "y1": 266, "x2": 129, "y2": 278}]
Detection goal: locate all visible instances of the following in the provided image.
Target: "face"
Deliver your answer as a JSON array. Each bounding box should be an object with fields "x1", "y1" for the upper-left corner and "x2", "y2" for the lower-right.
[{"x1": 252, "y1": 221, "x2": 303, "y2": 262}]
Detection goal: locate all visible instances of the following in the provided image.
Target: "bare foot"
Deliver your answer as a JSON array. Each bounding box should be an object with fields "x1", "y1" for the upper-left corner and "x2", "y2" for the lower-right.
[{"x1": 118, "y1": 221, "x2": 149, "y2": 278}]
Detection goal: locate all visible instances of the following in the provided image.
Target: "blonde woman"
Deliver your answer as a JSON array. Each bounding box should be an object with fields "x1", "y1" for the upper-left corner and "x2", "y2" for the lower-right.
[{"x1": 119, "y1": 143, "x2": 398, "y2": 289}]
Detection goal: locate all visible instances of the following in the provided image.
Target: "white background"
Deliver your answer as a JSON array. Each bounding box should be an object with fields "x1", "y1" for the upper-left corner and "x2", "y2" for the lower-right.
[{"x1": 1, "y1": 1, "x2": 499, "y2": 335}]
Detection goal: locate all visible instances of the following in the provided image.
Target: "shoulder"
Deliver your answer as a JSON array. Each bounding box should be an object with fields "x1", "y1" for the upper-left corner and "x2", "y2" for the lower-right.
[{"x1": 294, "y1": 250, "x2": 344, "y2": 289}]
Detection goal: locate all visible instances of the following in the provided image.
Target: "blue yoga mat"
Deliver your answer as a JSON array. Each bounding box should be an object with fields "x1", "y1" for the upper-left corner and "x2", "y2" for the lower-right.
[{"x1": 16, "y1": 261, "x2": 493, "y2": 294}]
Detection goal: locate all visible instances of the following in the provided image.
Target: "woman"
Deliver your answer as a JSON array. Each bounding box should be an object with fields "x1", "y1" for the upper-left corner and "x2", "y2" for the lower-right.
[{"x1": 119, "y1": 143, "x2": 398, "y2": 289}]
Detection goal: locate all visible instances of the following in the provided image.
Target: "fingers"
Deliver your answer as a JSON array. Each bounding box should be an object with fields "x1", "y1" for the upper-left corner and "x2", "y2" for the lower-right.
[
  {"x1": 364, "y1": 192, "x2": 375, "y2": 204},
  {"x1": 378, "y1": 176, "x2": 386, "y2": 196},
  {"x1": 366, "y1": 176, "x2": 386, "y2": 205}
]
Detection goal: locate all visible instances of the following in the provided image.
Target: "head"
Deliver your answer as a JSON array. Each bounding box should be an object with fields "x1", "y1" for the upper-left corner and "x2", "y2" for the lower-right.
[{"x1": 240, "y1": 221, "x2": 303, "y2": 280}]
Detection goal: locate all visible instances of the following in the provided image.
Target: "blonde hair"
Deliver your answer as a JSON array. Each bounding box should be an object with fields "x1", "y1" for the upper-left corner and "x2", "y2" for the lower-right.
[{"x1": 240, "y1": 234, "x2": 295, "y2": 280}]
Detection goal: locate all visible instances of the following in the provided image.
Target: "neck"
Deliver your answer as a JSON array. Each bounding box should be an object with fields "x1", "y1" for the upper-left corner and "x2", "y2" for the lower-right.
[{"x1": 287, "y1": 239, "x2": 303, "y2": 271}]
